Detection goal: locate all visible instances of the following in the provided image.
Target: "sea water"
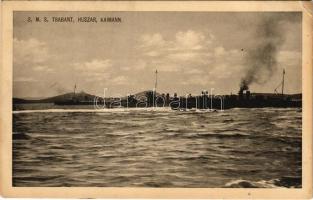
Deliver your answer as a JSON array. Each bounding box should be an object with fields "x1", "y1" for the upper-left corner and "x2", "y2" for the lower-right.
[{"x1": 13, "y1": 105, "x2": 302, "y2": 187}]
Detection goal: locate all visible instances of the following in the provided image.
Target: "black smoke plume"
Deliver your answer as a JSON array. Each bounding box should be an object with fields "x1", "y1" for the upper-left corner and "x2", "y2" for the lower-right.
[{"x1": 240, "y1": 16, "x2": 286, "y2": 91}]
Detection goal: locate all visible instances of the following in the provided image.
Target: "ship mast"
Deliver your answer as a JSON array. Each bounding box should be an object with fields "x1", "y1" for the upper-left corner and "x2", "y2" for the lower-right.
[
  {"x1": 74, "y1": 84, "x2": 77, "y2": 97},
  {"x1": 155, "y1": 69, "x2": 158, "y2": 92},
  {"x1": 281, "y1": 69, "x2": 285, "y2": 96},
  {"x1": 154, "y1": 69, "x2": 158, "y2": 107},
  {"x1": 274, "y1": 69, "x2": 286, "y2": 95}
]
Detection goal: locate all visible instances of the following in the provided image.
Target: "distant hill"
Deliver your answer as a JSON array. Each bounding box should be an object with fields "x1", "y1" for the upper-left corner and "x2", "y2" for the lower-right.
[
  {"x1": 13, "y1": 90, "x2": 162, "y2": 104},
  {"x1": 13, "y1": 92, "x2": 100, "y2": 104},
  {"x1": 13, "y1": 98, "x2": 36, "y2": 104},
  {"x1": 42, "y1": 92, "x2": 99, "y2": 103}
]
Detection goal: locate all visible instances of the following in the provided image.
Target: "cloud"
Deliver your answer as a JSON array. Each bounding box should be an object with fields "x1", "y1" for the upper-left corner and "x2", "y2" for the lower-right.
[
  {"x1": 208, "y1": 48, "x2": 244, "y2": 79},
  {"x1": 140, "y1": 30, "x2": 212, "y2": 57},
  {"x1": 122, "y1": 60, "x2": 147, "y2": 71},
  {"x1": 138, "y1": 30, "x2": 215, "y2": 73},
  {"x1": 209, "y1": 63, "x2": 233, "y2": 79},
  {"x1": 214, "y1": 46, "x2": 226, "y2": 57},
  {"x1": 181, "y1": 75, "x2": 214, "y2": 86},
  {"x1": 138, "y1": 30, "x2": 245, "y2": 84},
  {"x1": 144, "y1": 51, "x2": 160, "y2": 57},
  {"x1": 73, "y1": 59, "x2": 113, "y2": 81},
  {"x1": 74, "y1": 59, "x2": 112, "y2": 71},
  {"x1": 140, "y1": 33, "x2": 165, "y2": 48},
  {"x1": 167, "y1": 52, "x2": 199, "y2": 61},
  {"x1": 186, "y1": 68, "x2": 203, "y2": 75},
  {"x1": 277, "y1": 50, "x2": 301, "y2": 65},
  {"x1": 157, "y1": 64, "x2": 181, "y2": 72},
  {"x1": 111, "y1": 76, "x2": 128, "y2": 85},
  {"x1": 13, "y1": 38, "x2": 57, "y2": 84},
  {"x1": 33, "y1": 65, "x2": 54, "y2": 72},
  {"x1": 14, "y1": 77, "x2": 38, "y2": 82},
  {"x1": 14, "y1": 38, "x2": 51, "y2": 66},
  {"x1": 136, "y1": 30, "x2": 248, "y2": 92},
  {"x1": 172, "y1": 30, "x2": 206, "y2": 51}
]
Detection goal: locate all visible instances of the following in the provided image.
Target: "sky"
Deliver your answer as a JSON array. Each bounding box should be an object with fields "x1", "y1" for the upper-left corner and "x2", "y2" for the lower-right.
[{"x1": 13, "y1": 12, "x2": 302, "y2": 98}]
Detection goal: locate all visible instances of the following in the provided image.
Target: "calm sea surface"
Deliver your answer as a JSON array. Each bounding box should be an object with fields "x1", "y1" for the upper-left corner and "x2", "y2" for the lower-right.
[{"x1": 13, "y1": 104, "x2": 302, "y2": 187}]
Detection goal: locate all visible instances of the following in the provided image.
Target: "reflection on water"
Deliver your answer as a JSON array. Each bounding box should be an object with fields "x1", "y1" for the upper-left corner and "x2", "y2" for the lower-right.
[{"x1": 13, "y1": 105, "x2": 302, "y2": 187}]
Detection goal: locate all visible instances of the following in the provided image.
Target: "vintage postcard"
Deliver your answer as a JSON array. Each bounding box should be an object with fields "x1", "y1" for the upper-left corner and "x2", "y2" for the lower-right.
[{"x1": 0, "y1": 1, "x2": 312, "y2": 199}]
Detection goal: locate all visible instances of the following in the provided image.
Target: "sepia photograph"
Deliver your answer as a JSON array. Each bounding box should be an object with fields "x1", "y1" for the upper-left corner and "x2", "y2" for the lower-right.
[
  {"x1": 12, "y1": 10, "x2": 303, "y2": 188},
  {"x1": 1, "y1": 1, "x2": 312, "y2": 198}
]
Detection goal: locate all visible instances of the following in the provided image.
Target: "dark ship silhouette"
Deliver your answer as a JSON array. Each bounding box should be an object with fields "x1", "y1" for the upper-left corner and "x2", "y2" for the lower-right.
[
  {"x1": 168, "y1": 69, "x2": 301, "y2": 110},
  {"x1": 13, "y1": 69, "x2": 301, "y2": 110}
]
